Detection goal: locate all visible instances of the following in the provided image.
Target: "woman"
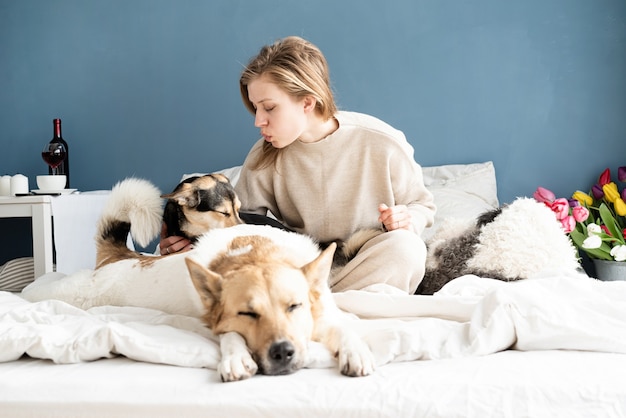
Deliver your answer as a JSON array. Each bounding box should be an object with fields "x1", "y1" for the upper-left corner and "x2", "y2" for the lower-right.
[{"x1": 162, "y1": 36, "x2": 435, "y2": 294}]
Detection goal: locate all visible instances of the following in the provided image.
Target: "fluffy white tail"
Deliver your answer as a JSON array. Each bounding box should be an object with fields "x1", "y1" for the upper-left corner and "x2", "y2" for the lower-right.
[{"x1": 97, "y1": 178, "x2": 163, "y2": 247}]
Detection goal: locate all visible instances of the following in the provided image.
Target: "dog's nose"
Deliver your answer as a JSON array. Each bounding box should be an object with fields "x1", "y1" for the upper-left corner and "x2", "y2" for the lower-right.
[{"x1": 269, "y1": 341, "x2": 295, "y2": 366}]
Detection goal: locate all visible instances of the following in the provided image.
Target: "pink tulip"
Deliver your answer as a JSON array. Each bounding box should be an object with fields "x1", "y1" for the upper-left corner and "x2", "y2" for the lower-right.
[
  {"x1": 550, "y1": 198, "x2": 570, "y2": 220},
  {"x1": 533, "y1": 186, "x2": 555, "y2": 204},
  {"x1": 561, "y1": 216, "x2": 575, "y2": 234},
  {"x1": 572, "y1": 205, "x2": 589, "y2": 223}
]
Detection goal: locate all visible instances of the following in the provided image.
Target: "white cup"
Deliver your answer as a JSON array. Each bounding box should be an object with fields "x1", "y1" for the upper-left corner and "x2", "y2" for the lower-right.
[
  {"x1": 0, "y1": 175, "x2": 11, "y2": 196},
  {"x1": 36, "y1": 175, "x2": 67, "y2": 191},
  {"x1": 10, "y1": 174, "x2": 29, "y2": 196}
]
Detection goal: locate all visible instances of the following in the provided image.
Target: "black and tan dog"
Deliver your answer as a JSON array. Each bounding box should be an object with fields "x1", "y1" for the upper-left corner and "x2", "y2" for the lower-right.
[
  {"x1": 160, "y1": 173, "x2": 292, "y2": 244},
  {"x1": 161, "y1": 174, "x2": 244, "y2": 242}
]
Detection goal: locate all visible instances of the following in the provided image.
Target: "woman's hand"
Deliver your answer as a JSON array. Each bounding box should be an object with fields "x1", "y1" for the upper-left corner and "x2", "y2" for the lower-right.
[
  {"x1": 378, "y1": 203, "x2": 411, "y2": 231},
  {"x1": 159, "y1": 223, "x2": 193, "y2": 255}
]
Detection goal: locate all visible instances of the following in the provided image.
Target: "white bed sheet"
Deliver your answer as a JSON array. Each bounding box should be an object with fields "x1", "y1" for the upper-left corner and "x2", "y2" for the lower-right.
[
  {"x1": 11, "y1": 273, "x2": 626, "y2": 367},
  {"x1": 1, "y1": 350, "x2": 625, "y2": 418},
  {"x1": 3, "y1": 273, "x2": 626, "y2": 417}
]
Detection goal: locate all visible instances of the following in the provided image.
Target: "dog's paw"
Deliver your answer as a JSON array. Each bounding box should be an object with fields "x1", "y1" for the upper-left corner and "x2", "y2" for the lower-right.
[
  {"x1": 337, "y1": 336, "x2": 376, "y2": 377},
  {"x1": 218, "y1": 332, "x2": 258, "y2": 382},
  {"x1": 218, "y1": 351, "x2": 258, "y2": 382}
]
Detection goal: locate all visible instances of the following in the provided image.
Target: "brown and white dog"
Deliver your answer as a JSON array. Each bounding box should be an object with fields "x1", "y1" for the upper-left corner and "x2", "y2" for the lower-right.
[{"x1": 32, "y1": 177, "x2": 375, "y2": 382}]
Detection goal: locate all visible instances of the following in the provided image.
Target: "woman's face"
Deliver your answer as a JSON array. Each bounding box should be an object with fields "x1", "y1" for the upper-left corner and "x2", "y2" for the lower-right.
[{"x1": 247, "y1": 76, "x2": 309, "y2": 149}]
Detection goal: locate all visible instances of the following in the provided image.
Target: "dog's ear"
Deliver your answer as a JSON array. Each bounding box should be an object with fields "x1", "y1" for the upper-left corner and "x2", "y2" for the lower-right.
[
  {"x1": 161, "y1": 184, "x2": 200, "y2": 208},
  {"x1": 301, "y1": 243, "x2": 336, "y2": 290},
  {"x1": 185, "y1": 257, "x2": 223, "y2": 305}
]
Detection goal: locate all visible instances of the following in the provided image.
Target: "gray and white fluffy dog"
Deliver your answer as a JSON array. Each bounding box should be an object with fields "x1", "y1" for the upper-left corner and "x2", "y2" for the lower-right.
[{"x1": 417, "y1": 197, "x2": 581, "y2": 294}]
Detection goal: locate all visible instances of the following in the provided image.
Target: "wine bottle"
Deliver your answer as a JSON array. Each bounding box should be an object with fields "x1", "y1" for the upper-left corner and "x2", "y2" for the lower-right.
[{"x1": 49, "y1": 118, "x2": 70, "y2": 188}]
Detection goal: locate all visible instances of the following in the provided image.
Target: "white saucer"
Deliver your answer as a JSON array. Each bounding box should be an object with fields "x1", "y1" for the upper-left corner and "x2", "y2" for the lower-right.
[{"x1": 32, "y1": 189, "x2": 78, "y2": 195}]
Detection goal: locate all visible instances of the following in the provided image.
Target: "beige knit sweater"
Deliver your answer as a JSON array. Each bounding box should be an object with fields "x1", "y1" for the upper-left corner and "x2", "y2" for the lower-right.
[{"x1": 235, "y1": 111, "x2": 436, "y2": 243}]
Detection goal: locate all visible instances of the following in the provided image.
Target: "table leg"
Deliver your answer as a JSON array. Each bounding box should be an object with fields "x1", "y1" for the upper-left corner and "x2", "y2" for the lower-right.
[{"x1": 31, "y1": 203, "x2": 54, "y2": 277}]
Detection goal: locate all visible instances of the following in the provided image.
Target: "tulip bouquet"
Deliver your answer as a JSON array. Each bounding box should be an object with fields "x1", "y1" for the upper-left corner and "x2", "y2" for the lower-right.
[{"x1": 533, "y1": 166, "x2": 626, "y2": 262}]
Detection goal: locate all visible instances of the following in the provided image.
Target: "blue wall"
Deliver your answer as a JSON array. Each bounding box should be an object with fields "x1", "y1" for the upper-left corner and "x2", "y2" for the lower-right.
[{"x1": 2, "y1": 0, "x2": 626, "y2": 260}]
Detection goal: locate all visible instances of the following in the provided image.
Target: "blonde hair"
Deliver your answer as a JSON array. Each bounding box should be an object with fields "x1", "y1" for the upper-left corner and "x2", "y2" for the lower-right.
[{"x1": 240, "y1": 36, "x2": 337, "y2": 169}]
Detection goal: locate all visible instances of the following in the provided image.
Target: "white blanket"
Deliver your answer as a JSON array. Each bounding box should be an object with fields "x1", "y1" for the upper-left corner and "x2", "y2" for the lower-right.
[{"x1": 2, "y1": 274, "x2": 626, "y2": 370}]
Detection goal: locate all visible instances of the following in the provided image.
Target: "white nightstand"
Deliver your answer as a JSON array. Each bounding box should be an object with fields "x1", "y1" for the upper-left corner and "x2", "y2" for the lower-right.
[
  {"x1": 0, "y1": 192, "x2": 113, "y2": 278},
  {"x1": 0, "y1": 195, "x2": 54, "y2": 278}
]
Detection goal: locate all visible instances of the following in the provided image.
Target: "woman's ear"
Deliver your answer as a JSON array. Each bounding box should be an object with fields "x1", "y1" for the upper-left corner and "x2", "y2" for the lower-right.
[{"x1": 302, "y1": 95, "x2": 317, "y2": 113}]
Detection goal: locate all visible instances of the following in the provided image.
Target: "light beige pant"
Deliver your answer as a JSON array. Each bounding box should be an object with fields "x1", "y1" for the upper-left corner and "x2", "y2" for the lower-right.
[{"x1": 329, "y1": 229, "x2": 426, "y2": 294}]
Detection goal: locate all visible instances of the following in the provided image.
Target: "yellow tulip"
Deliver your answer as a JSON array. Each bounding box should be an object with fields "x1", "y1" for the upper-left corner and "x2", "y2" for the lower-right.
[
  {"x1": 572, "y1": 190, "x2": 593, "y2": 206},
  {"x1": 614, "y1": 198, "x2": 626, "y2": 217},
  {"x1": 603, "y1": 182, "x2": 620, "y2": 203}
]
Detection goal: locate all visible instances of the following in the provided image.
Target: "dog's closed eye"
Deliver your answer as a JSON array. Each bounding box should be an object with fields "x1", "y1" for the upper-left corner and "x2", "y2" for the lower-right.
[
  {"x1": 215, "y1": 211, "x2": 232, "y2": 218},
  {"x1": 238, "y1": 311, "x2": 260, "y2": 319},
  {"x1": 287, "y1": 303, "x2": 302, "y2": 313},
  {"x1": 238, "y1": 304, "x2": 301, "y2": 318}
]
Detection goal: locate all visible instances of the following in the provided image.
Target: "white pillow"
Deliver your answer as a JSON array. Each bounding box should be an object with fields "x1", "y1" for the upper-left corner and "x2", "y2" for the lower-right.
[
  {"x1": 183, "y1": 161, "x2": 499, "y2": 241},
  {"x1": 421, "y1": 161, "x2": 499, "y2": 241},
  {"x1": 422, "y1": 162, "x2": 498, "y2": 208}
]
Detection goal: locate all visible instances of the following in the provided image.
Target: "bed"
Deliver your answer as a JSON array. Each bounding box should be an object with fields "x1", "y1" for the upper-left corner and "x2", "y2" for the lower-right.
[{"x1": 2, "y1": 162, "x2": 626, "y2": 418}]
